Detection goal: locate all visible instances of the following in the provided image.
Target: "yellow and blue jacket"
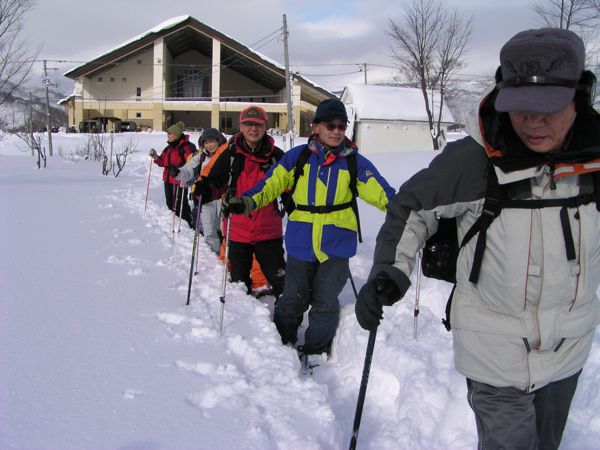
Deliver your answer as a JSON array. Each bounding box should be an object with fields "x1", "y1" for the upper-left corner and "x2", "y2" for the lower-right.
[{"x1": 244, "y1": 135, "x2": 395, "y2": 262}]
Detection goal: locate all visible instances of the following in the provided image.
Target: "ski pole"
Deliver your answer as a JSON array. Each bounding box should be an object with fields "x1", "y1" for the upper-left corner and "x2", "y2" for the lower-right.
[
  {"x1": 219, "y1": 214, "x2": 232, "y2": 333},
  {"x1": 414, "y1": 251, "x2": 422, "y2": 340},
  {"x1": 349, "y1": 270, "x2": 359, "y2": 299},
  {"x1": 194, "y1": 200, "x2": 204, "y2": 275},
  {"x1": 172, "y1": 185, "x2": 179, "y2": 235},
  {"x1": 186, "y1": 204, "x2": 203, "y2": 306},
  {"x1": 144, "y1": 154, "x2": 153, "y2": 213},
  {"x1": 349, "y1": 327, "x2": 377, "y2": 450},
  {"x1": 177, "y1": 185, "x2": 185, "y2": 233}
]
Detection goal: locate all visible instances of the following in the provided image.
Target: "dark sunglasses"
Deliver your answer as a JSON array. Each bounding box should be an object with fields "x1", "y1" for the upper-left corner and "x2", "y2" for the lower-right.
[{"x1": 323, "y1": 122, "x2": 347, "y2": 131}]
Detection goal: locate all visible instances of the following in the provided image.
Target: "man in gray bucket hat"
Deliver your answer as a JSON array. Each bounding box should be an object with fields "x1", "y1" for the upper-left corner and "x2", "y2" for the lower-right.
[{"x1": 356, "y1": 27, "x2": 600, "y2": 450}]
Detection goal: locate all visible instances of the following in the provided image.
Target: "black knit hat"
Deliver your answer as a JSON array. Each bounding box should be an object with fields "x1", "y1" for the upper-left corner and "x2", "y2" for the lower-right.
[
  {"x1": 199, "y1": 128, "x2": 226, "y2": 147},
  {"x1": 313, "y1": 98, "x2": 348, "y2": 123}
]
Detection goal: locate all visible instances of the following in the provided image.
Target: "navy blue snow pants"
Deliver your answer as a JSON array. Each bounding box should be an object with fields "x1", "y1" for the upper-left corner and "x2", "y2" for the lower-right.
[{"x1": 273, "y1": 255, "x2": 349, "y2": 354}]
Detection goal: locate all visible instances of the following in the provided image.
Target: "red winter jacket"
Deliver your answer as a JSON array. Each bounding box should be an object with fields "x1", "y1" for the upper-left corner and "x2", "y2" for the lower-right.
[
  {"x1": 206, "y1": 132, "x2": 284, "y2": 243},
  {"x1": 153, "y1": 134, "x2": 195, "y2": 183}
]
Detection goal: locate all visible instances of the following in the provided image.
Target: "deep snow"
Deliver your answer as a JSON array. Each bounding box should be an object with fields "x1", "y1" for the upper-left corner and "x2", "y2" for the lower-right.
[{"x1": 1, "y1": 132, "x2": 598, "y2": 450}]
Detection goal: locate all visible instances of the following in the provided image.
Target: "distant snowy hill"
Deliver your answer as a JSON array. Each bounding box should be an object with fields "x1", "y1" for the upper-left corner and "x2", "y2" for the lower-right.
[{"x1": 0, "y1": 78, "x2": 70, "y2": 132}]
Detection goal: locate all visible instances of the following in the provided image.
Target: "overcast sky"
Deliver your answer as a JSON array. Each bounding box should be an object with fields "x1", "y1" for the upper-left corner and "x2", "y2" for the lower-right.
[{"x1": 23, "y1": 0, "x2": 542, "y2": 95}]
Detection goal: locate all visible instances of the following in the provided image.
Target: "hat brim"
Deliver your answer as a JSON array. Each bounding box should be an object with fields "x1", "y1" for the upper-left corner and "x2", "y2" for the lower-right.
[
  {"x1": 240, "y1": 118, "x2": 267, "y2": 124},
  {"x1": 495, "y1": 85, "x2": 575, "y2": 113},
  {"x1": 313, "y1": 115, "x2": 349, "y2": 124}
]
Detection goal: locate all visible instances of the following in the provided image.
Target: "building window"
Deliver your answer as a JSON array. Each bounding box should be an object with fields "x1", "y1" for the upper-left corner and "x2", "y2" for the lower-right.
[
  {"x1": 97, "y1": 77, "x2": 103, "y2": 83},
  {"x1": 122, "y1": 77, "x2": 127, "y2": 82},
  {"x1": 136, "y1": 112, "x2": 142, "y2": 118},
  {"x1": 136, "y1": 87, "x2": 141, "y2": 101},
  {"x1": 221, "y1": 117, "x2": 232, "y2": 129},
  {"x1": 137, "y1": 59, "x2": 142, "y2": 64},
  {"x1": 110, "y1": 77, "x2": 115, "y2": 82}
]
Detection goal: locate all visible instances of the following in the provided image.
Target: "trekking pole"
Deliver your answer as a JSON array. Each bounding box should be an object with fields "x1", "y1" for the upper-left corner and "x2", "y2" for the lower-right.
[
  {"x1": 186, "y1": 204, "x2": 203, "y2": 306},
  {"x1": 219, "y1": 214, "x2": 232, "y2": 333},
  {"x1": 193, "y1": 202, "x2": 204, "y2": 275},
  {"x1": 177, "y1": 186, "x2": 185, "y2": 233},
  {"x1": 171, "y1": 185, "x2": 179, "y2": 236},
  {"x1": 349, "y1": 327, "x2": 377, "y2": 450},
  {"x1": 144, "y1": 154, "x2": 153, "y2": 213},
  {"x1": 413, "y1": 251, "x2": 422, "y2": 340},
  {"x1": 349, "y1": 270, "x2": 359, "y2": 299}
]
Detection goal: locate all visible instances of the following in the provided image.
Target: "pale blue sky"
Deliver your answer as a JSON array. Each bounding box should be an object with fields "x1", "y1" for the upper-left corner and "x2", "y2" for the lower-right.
[{"x1": 24, "y1": 0, "x2": 541, "y2": 93}]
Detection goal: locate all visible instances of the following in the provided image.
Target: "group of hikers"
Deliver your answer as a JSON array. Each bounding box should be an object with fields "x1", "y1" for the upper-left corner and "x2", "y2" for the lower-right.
[{"x1": 149, "y1": 27, "x2": 600, "y2": 450}]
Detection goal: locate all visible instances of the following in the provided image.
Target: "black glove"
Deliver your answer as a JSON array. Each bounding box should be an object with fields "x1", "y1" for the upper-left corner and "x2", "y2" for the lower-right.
[
  {"x1": 355, "y1": 272, "x2": 402, "y2": 331},
  {"x1": 169, "y1": 166, "x2": 180, "y2": 177},
  {"x1": 221, "y1": 195, "x2": 254, "y2": 216}
]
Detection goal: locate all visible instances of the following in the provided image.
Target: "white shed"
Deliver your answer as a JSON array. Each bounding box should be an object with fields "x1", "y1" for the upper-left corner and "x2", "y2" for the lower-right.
[{"x1": 340, "y1": 84, "x2": 455, "y2": 153}]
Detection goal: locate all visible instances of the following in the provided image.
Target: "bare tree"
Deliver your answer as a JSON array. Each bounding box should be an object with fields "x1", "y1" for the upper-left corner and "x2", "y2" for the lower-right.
[
  {"x1": 533, "y1": 0, "x2": 599, "y2": 29},
  {"x1": 0, "y1": 0, "x2": 38, "y2": 107},
  {"x1": 388, "y1": 0, "x2": 473, "y2": 149},
  {"x1": 14, "y1": 98, "x2": 46, "y2": 168},
  {"x1": 532, "y1": 0, "x2": 600, "y2": 104}
]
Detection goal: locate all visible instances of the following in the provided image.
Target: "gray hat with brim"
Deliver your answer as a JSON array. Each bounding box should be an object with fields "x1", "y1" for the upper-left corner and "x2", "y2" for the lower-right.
[{"x1": 495, "y1": 28, "x2": 585, "y2": 113}]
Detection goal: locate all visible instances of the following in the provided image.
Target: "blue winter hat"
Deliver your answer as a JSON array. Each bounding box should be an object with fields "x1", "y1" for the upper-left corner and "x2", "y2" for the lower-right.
[{"x1": 313, "y1": 99, "x2": 348, "y2": 123}]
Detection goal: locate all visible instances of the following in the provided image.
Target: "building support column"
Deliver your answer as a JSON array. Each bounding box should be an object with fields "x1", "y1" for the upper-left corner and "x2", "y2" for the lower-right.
[
  {"x1": 211, "y1": 39, "x2": 221, "y2": 129},
  {"x1": 153, "y1": 37, "x2": 166, "y2": 130}
]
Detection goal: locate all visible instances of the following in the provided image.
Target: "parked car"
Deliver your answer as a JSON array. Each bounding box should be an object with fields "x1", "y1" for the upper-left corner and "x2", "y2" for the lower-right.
[
  {"x1": 79, "y1": 120, "x2": 103, "y2": 133},
  {"x1": 120, "y1": 121, "x2": 137, "y2": 132}
]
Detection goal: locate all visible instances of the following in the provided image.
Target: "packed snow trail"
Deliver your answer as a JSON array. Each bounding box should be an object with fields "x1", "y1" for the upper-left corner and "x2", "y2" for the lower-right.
[{"x1": 2, "y1": 134, "x2": 599, "y2": 449}]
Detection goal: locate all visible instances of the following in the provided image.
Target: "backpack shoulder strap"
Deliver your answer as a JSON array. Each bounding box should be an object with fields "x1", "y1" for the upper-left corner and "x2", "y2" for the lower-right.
[
  {"x1": 226, "y1": 145, "x2": 244, "y2": 195},
  {"x1": 290, "y1": 146, "x2": 312, "y2": 195},
  {"x1": 464, "y1": 162, "x2": 503, "y2": 284},
  {"x1": 347, "y1": 153, "x2": 362, "y2": 243}
]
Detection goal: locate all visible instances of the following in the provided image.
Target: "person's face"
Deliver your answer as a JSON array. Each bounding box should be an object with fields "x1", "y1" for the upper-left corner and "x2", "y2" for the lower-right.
[
  {"x1": 167, "y1": 131, "x2": 178, "y2": 143},
  {"x1": 508, "y1": 101, "x2": 576, "y2": 153},
  {"x1": 313, "y1": 119, "x2": 347, "y2": 148},
  {"x1": 239, "y1": 121, "x2": 266, "y2": 148},
  {"x1": 203, "y1": 138, "x2": 220, "y2": 154}
]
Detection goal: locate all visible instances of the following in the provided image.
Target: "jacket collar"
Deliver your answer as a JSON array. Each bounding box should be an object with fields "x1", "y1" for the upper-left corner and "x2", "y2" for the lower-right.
[{"x1": 467, "y1": 86, "x2": 600, "y2": 182}]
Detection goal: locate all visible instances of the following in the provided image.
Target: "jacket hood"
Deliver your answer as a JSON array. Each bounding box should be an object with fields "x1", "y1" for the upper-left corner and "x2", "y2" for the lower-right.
[{"x1": 467, "y1": 84, "x2": 600, "y2": 182}]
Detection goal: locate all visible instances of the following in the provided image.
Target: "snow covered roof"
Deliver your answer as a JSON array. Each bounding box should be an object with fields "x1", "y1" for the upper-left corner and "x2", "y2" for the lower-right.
[
  {"x1": 342, "y1": 84, "x2": 455, "y2": 123},
  {"x1": 63, "y1": 16, "x2": 333, "y2": 101}
]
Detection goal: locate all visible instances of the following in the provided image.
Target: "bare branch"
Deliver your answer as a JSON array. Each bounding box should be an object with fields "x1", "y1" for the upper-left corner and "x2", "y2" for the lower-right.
[
  {"x1": 387, "y1": 0, "x2": 472, "y2": 149},
  {"x1": 0, "y1": 0, "x2": 38, "y2": 107}
]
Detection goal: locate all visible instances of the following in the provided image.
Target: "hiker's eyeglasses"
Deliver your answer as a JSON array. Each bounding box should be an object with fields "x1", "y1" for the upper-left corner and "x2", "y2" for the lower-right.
[{"x1": 323, "y1": 123, "x2": 347, "y2": 131}]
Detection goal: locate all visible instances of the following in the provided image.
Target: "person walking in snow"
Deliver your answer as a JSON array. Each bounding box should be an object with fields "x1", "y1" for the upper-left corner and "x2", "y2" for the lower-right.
[
  {"x1": 226, "y1": 98, "x2": 395, "y2": 357},
  {"x1": 176, "y1": 127, "x2": 227, "y2": 253},
  {"x1": 149, "y1": 121, "x2": 196, "y2": 228},
  {"x1": 202, "y1": 106, "x2": 286, "y2": 298},
  {"x1": 355, "y1": 28, "x2": 600, "y2": 450}
]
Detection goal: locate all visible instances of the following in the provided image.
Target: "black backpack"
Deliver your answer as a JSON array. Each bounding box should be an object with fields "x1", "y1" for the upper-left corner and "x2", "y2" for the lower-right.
[
  {"x1": 282, "y1": 146, "x2": 362, "y2": 242},
  {"x1": 421, "y1": 163, "x2": 600, "y2": 331}
]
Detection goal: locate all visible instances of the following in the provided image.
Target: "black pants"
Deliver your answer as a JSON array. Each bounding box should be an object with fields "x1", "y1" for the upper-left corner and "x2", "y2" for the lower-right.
[
  {"x1": 467, "y1": 370, "x2": 581, "y2": 450},
  {"x1": 228, "y1": 238, "x2": 285, "y2": 297},
  {"x1": 163, "y1": 181, "x2": 193, "y2": 227}
]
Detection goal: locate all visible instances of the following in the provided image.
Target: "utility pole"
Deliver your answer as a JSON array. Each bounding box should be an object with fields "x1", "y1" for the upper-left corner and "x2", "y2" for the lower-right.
[
  {"x1": 282, "y1": 14, "x2": 294, "y2": 146},
  {"x1": 42, "y1": 60, "x2": 53, "y2": 157},
  {"x1": 360, "y1": 63, "x2": 368, "y2": 84}
]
